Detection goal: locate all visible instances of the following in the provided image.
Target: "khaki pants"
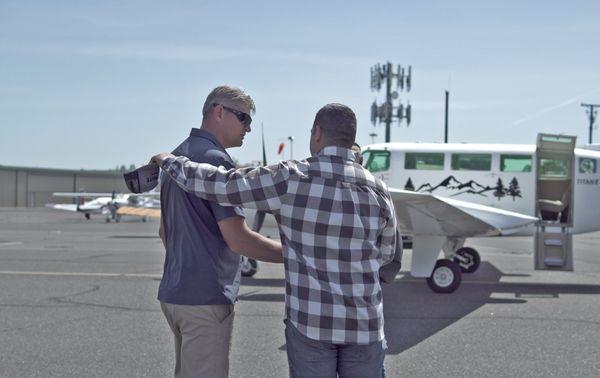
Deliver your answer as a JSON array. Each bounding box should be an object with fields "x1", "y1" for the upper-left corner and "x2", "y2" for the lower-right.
[{"x1": 160, "y1": 302, "x2": 235, "y2": 378}]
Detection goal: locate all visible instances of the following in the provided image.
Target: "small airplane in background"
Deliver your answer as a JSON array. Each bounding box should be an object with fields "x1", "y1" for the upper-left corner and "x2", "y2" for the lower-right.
[{"x1": 46, "y1": 191, "x2": 160, "y2": 222}]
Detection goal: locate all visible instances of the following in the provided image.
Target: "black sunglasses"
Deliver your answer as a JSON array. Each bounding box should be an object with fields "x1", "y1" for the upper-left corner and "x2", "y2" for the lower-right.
[{"x1": 215, "y1": 103, "x2": 252, "y2": 127}]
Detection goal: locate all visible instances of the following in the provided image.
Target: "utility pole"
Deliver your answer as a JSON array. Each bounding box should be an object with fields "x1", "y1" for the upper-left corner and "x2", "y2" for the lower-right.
[
  {"x1": 581, "y1": 103, "x2": 599, "y2": 144},
  {"x1": 288, "y1": 136, "x2": 295, "y2": 160},
  {"x1": 444, "y1": 90, "x2": 449, "y2": 143},
  {"x1": 370, "y1": 62, "x2": 412, "y2": 142}
]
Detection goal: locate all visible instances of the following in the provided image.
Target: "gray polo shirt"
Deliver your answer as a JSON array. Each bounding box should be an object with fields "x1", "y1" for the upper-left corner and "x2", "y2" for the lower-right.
[{"x1": 158, "y1": 128, "x2": 244, "y2": 305}]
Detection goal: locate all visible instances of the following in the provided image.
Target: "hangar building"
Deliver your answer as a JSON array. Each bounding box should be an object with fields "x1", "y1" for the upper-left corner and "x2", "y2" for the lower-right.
[{"x1": 0, "y1": 165, "x2": 129, "y2": 207}]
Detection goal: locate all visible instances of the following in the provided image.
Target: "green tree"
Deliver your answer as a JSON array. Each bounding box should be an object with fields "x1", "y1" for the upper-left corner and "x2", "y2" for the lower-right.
[
  {"x1": 493, "y1": 178, "x2": 506, "y2": 200},
  {"x1": 507, "y1": 177, "x2": 522, "y2": 200}
]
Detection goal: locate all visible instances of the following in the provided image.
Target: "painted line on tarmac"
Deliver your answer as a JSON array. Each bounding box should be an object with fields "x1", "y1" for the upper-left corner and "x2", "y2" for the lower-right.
[
  {"x1": 0, "y1": 241, "x2": 22, "y2": 247},
  {"x1": 0, "y1": 271, "x2": 555, "y2": 286},
  {"x1": 0, "y1": 270, "x2": 161, "y2": 279}
]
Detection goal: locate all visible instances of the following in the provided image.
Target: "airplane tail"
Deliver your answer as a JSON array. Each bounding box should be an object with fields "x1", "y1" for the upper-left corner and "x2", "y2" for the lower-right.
[{"x1": 76, "y1": 195, "x2": 84, "y2": 211}]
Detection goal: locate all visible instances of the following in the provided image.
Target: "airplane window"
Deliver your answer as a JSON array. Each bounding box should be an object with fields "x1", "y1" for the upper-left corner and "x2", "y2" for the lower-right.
[
  {"x1": 501, "y1": 155, "x2": 532, "y2": 172},
  {"x1": 579, "y1": 158, "x2": 597, "y2": 174},
  {"x1": 364, "y1": 151, "x2": 390, "y2": 173},
  {"x1": 361, "y1": 151, "x2": 371, "y2": 169},
  {"x1": 539, "y1": 158, "x2": 569, "y2": 178},
  {"x1": 451, "y1": 153, "x2": 491, "y2": 171},
  {"x1": 405, "y1": 153, "x2": 444, "y2": 170}
]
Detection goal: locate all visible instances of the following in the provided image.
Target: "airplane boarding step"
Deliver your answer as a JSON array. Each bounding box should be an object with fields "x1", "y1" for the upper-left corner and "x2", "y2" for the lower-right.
[
  {"x1": 534, "y1": 133, "x2": 576, "y2": 271},
  {"x1": 534, "y1": 223, "x2": 573, "y2": 271}
]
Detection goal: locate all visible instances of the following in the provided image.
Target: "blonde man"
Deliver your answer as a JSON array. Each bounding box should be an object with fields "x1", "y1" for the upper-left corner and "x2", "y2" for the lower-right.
[{"x1": 158, "y1": 86, "x2": 283, "y2": 378}]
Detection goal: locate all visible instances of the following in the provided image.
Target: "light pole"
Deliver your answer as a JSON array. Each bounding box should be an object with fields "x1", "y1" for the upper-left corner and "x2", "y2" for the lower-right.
[
  {"x1": 288, "y1": 136, "x2": 295, "y2": 160},
  {"x1": 369, "y1": 132, "x2": 378, "y2": 144},
  {"x1": 444, "y1": 90, "x2": 449, "y2": 143}
]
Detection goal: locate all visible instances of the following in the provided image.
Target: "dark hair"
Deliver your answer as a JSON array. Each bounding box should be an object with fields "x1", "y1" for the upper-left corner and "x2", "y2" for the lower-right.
[{"x1": 313, "y1": 103, "x2": 357, "y2": 148}]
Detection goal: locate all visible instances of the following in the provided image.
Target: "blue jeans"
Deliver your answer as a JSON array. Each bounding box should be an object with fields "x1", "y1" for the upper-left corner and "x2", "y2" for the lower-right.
[{"x1": 284, "y1": 319, "x2": 386, "y2": 378}]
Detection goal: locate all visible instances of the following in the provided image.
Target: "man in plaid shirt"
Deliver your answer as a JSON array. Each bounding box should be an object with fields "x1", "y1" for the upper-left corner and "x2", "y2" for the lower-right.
[{"x1": 153, "y1": 103, "x2": 397, "y2": 377}]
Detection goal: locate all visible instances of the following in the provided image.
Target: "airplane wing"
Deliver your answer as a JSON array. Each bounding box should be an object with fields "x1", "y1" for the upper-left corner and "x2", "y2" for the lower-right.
[
  {"x1": 53, "y1": 192, "x2": 114, "y2": 198},
  {"x1": 126, "y1": 192, "x2": 161, "y2": 197},
  {"x1": 389, "y1": 188, "x2": 538, "y2": 237},
  {"x1": 389, "y1": 188, "x2": 538, "y2": 279},
  {"x1": 45, "y1": 203, "x2": 79, "y2": 212},
  {"x1": 53, "y1": 192, "x2": 161, "y2": 198},
  {"x1": 116, "y1": 207, "x2": 161, "y2": 218}
]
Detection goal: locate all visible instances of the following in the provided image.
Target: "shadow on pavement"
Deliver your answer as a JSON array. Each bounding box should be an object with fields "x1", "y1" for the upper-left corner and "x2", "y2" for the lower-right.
[{"x1": 383, "y1": 261, "x2": 600, "y2": 354}]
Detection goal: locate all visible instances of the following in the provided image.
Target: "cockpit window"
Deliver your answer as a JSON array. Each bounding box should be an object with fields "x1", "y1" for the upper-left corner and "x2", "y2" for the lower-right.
[{"x1": 363, "y1": 150, "x2": 390, "y2": 173}]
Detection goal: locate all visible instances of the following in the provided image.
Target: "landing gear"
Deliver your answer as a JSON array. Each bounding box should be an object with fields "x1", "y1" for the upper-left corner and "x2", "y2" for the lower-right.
[
  {"x1": 453, "y1": 247, "x2": 481, "y2": 273},
  {"x1": 402, "y1": 235, "x2": 413, "y2": 249},
  {"x1": 85, "y1": 213, "x2": 91, "y2": 220},
  {"x1": 241, "y1": 257, "x2": 258, "y2": 277},
  {"x1": 426, "y1": 259, "x2": 462, "y2": 293}
]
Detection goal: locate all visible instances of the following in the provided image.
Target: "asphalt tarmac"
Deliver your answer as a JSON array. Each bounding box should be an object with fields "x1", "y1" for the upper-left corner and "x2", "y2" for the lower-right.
[{"x1": 1, "y1": 208, "x2": 599, "y2": 377}]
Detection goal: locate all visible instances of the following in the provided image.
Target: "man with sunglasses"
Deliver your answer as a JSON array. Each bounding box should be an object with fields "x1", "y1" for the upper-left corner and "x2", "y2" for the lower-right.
[
  {"x1": 157, "y1": 85, "x2": 283, "y2": 378},
  {"x1": 153, "y1": 103, "x2": 397, "y2": 377}
]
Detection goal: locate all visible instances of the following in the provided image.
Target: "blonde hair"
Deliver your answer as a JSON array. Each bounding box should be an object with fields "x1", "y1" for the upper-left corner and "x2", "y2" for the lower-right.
[{"x1": 202, "y1": 85, "x2": 255, "y2": 118}]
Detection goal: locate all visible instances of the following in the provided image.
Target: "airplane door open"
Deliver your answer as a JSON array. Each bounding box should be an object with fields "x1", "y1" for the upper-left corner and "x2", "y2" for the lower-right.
[{"x1": 534, "y1": 133, "x2": 577, "y2": 271}]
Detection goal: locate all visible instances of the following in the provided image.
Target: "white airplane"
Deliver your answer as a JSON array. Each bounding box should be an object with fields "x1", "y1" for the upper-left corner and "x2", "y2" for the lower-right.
[
  {"x1": 357, "y1": 133, "x2": 600, "y2": 292},
  {"x1": 46, "y1": 191, "x2": 160, "y2": 222}
]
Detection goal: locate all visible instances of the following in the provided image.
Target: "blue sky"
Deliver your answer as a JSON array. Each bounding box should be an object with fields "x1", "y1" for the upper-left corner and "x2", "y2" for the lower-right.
[{"x1": 1, "y1": 1, "x2": 599, "y2": 169}]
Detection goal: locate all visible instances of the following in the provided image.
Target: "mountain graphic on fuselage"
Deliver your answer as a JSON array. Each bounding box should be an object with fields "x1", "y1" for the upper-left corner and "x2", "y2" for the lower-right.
[{"x1": 415, "y1": 175, "x2": 494, "y2": 197}]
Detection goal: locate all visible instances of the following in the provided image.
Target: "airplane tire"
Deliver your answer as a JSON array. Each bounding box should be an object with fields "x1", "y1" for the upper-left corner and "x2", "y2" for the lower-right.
[
  {"x1": 402, "y1": 235, "x2": 413, "y2": 249},
  {"x1": 453, "y1": 247, "x2": 481, "y2": 274},
  {"x1": 426, "y1": 259, "x2": 462, "y2": 293},
  {"x1": 241, "y1": 258, "x2": 258, "y2": 277}
]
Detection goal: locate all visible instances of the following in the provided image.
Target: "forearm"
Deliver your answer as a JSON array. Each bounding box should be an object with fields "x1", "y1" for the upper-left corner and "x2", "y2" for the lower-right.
[
  {"x1": 218, "y1": 216, "x2": 283, "y2": 263},
  {"x1": 235, "y1": 230, "x2": 283, "y2": 263},
  {"x1": 379, "y1": 203, "x2": 397, "y2": 265},
  {"x1": 160, "y1": 156, "x2": 238, "y2": 205},
  {"x1": 158, "y1": 155, "x2": 285, "y2": 212}
]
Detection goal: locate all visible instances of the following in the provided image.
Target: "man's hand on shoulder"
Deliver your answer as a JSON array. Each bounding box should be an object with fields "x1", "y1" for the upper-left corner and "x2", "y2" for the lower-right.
[{"x1": 151, "y1": 153, "x2": 174, "y2": 165}]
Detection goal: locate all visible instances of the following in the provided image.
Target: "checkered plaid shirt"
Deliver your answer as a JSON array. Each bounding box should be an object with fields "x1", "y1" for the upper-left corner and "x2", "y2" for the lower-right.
[{"x1": 159, "y1": 146, "x2": 397, "y2": 344}]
